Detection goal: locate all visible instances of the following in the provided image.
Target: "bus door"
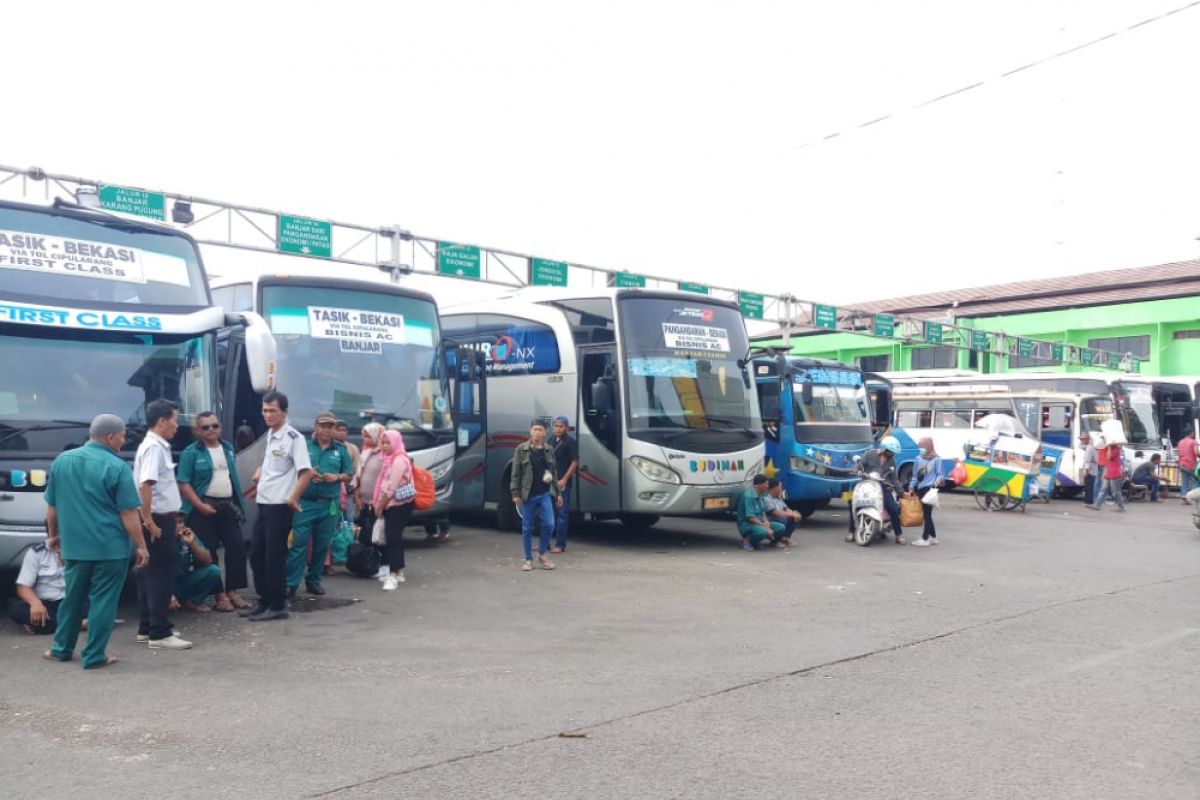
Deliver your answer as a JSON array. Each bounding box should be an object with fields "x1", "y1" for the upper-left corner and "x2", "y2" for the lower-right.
[
  {"x1": 1039, "y1": 401, "x2": 1074, "y2": 448},
  {"x1": 577, "y1": 344, "x2": 622, "y2": 513},
  {"x1": 448, "y1": 346, "x2": 487, "y2": 511},
  {"x1": 862, "y1": 374, "x2": 893, "y2": 439}
]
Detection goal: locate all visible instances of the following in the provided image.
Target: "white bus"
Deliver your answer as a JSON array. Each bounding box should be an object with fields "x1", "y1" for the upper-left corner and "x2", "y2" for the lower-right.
[
  {"x1": 886, "y1": 371, "x2": 1195, "y2": 486},
  {"x1": 0, "y1": 198, "x2": 273, "y2": 570},
  {"x1": 441, "y1": 288, "x2": 763, "y2": 529},
  {"x1": 892, "y1": 384, "x2": 1114, "y2": 495},
  {"x1": 210, "y1": 274, "x2": 463, "y2": 523}
]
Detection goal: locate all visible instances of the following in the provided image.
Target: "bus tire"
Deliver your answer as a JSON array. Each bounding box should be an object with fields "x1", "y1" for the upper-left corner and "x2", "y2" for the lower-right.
[
  {"x1": 897, "y1": 463, "x2": 913, "y2": 489},
  {"x1": 618, "y1": 513, "x2": 659, "y2": 529},
  {"x1": 792, "y1": 501, "x2": 818, "y2": 519}
]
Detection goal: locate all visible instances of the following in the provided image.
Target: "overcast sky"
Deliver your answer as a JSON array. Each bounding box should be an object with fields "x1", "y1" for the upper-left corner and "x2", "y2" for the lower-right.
[{"x1": 5, "y1": 0, "x2": 1199, "y2": 309}]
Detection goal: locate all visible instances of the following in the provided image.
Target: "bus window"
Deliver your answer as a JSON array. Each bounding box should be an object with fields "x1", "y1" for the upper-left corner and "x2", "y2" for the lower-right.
[
  {"x1": 1040, "y1": 402, "x2": 1073, "y2": 447},
  {"x1": 897, "y1": 409, "x2": 932, "y2": 428},
  {"x1": 936, "y1": 410, "x2": 971, "y2": 429}
]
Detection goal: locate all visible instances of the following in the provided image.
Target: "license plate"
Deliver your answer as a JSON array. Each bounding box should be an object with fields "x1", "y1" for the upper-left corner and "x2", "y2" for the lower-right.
[
  {"x1": 840, "y1": 491, "x2": 853, "y2": 501},
  {"x1": 703, "y1": 496, "x2": 731, "y2": 510}
]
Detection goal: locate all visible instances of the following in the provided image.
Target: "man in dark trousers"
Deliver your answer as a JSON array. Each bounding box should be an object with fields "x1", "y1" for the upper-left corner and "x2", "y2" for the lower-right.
[
  {"x1": 44, "y1": 414, "x2": 149, "y2": 669},
  {"x1": 244, "y1": 391, "x2": 312, "y2": 621},
  {"x1": 549, "y1": 415, "x2": 578, "y2": 554},
  {"x1": 134, "y1": 399, "x2": 193, "y2": 650}
]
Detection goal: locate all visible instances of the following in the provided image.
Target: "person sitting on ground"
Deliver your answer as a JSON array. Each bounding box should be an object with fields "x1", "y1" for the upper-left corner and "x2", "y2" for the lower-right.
[
  {"x1": 173, "y1": 526, "x2": 223, "y2": 613},
  {"x1": 761, "y1": 479, "x2": 801, "y2": 548},
  {"x1": 8, "y1": 543, "x2": 79, "y2": 635},
  {"x1": 737, "y1": 474, "x2": 783, "y2": 550},
  {"x1": 1130, "y1": 453, "x2": 1163, "y2": 502}
]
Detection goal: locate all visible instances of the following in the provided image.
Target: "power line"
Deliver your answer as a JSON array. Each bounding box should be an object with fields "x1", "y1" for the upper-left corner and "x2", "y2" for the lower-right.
[{"x1": 796, "y1": 0, "x2": 1200, "y2": 149}]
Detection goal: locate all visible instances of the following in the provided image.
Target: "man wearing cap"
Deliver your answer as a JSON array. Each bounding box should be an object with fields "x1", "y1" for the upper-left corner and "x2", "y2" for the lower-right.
[
  {"x1": 245, "y1": 391, "x2": 312, "y2": 621},
  {"x1": 286, "y1": 411, "x2": 353, "y2": 597},
  {"x1": 43, "y1": 414, "x2": 149, "y2": 669},
  {"x1": 133, "y1": 399, "x2": 193, "y2": 650},
  {"x1": 549, "y1": 416, "x2": 578, "y2": 554},
  {"x1": 510, "y1": 419, "x2": 562, "y2": 571},
  {"x1": 736, "y1": 474, "x2": 784, "y2": 550}
]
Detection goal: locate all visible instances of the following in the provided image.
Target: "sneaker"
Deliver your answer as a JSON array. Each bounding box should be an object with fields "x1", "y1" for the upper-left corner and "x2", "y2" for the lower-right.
[
  {"x1": 911, "y1": 539, "x2": 931, "y2": 547},
  {"x1": 247, "y1": 608, "x2": 289, "y2": 621},
  {"x1": 741, "y1": 542, "x2": 755, "y2": 551},
  {"x1": 928, "y1": 537, "x2": 940, "y2": 545},
  {"x1": 238, "y1": 604, "x2": 267, "y2": 618},
  {"x1": 382, "y1": 576, "x2": 398, "y2": 591},
  {"x1": 148, "y1": 634, "x2": 193, "y2": 650},
  {"x1": 395, "y1": 570, "x2": 406, "y2": 583},
  {"x1": 137, "y1": 629, "x2": 175, "y2": 642},
  {"x1": 520, "y1": 560, "x2": 534, "y2": 571},
  {"x1": 375, "y1": 565, "x2": 390, "y2": 580}
]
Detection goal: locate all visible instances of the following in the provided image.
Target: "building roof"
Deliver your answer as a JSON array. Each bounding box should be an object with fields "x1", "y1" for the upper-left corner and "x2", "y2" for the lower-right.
[{"x1": 848, "y1": 257, "x2": 1200, "y2": 319}]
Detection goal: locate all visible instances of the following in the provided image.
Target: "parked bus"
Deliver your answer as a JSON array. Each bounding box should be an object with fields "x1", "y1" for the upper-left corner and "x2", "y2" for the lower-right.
[
  {"x1": 0, "y1": 198, "x2": 274, "y2": 569},
  {"x1": 441, "y1": 288, "x2": 763, "y2": 529},
  {"x1": 210, "y1": 274, "x2": 470, "y2": 524},
  {"x1": 886, "y1": 371, "x2": 1194, "y2": 486},
  {"x1": 891, "y1": 384, "x2": 1114, "y2": 495},
  {"x1": 751, "y1": 355, "x2": 908, "y2": 516}
]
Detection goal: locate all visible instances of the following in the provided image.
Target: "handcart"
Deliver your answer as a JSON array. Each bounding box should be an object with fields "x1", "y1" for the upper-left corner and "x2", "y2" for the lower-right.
[{"x1": 960, "y1": 434, "x2": 1044, "y2": 512}]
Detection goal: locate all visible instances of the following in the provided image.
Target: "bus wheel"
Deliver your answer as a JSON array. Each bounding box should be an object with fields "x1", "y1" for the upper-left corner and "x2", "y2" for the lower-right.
[
  {"x1": 897, "y1": 463, "x2": 913, "y2": 489},
  {"x1": 793, "y1": 502, "x2": 817, "y2": 519},
  {"x1": 618, "y1": 513, "x2": 659, "y2": 529}
]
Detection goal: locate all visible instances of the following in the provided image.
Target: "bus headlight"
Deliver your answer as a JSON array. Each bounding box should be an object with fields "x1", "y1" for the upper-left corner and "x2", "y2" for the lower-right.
[
  {"x1": 429, "y1": 459, "x2": 454, "y2": 484},
  {"x1": 630, "y1": 456, "x2": 682, "y2": 485}
]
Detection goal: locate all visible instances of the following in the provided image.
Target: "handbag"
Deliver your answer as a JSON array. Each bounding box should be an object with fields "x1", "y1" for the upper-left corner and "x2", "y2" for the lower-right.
[
  {"x1": 899, "y1": 494, "x2": 925, "y2": 527},
  {"x1": 371, "y1": 516, "x2": 387, "y2": 545},
  {"x1": 921, "y1": 487, "x2": 940, "y2": 508},
  {"x1": 345, "y1": 542, "x2": 382, "y2": 577},
  {"x1": 393, "y1": 482, "x2": 417, "y2": 503},
  {"x1": 330, "y1": 521, "x2": 355, "y2": 564}
]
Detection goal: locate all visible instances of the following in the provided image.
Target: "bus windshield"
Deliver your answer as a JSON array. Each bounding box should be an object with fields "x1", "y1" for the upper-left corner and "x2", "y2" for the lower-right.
[
  {"x1": 0, "y1": 204, "x2": 208, "y2": 307},
  {"x1": 794, "y1": 371, "x2": 871, "y2": 425},
  {"x1": 0, "y1": 330, "x2": 215, "y2": 454},
  {"x1": 618, "y1": 296, "x2": 760, "y2": 448},
  {"x1": 1080, "y1": 397, "x2": 1114, "y2": 433},
  {"x1": 262, "y1": 285, "x2": 451, "y2": 439},
  {"x1": 1117, "y1": 383, "x2": 1160, "y2": 445}
]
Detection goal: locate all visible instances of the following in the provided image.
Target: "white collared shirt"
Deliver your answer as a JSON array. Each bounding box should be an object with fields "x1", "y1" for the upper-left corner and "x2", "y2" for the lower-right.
[
  {"x1": 256, "y1": 422, "x2": 312, "y2": 505},
  {"x1": 134, "y1": 430, "x2": 182, "y2": 514}
]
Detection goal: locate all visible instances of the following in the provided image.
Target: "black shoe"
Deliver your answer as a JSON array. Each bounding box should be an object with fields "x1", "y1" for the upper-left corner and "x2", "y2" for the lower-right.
[
  {"x1": 247, "y1": 608, "x2": 289, "y2": 622},
  {"x1": 238, "y1": 604, "x2": 268, "y2": 618},
  {"x1": 305, "y1": 583, "x2": 325, "y2": 596},
  {"x1": 286, "y1": 586, "x2": 297, "y2": 599}
]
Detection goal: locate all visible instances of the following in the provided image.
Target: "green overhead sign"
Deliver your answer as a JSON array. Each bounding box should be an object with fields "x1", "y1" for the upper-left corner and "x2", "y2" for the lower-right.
[
  {"x1": 971, "y1": 330, "x2": 990, "y2": 351},
  {"x1": 1017, "y1": 338, "x2": 1034, "y2": 359},
  {"x1": 923, "y1": 321, "x2": 943, "y2": 344},
  {"x1": 98, "y1": 185, "x2": 166, "y2": 221},
  {"x1": 739, "y1": 291, "x2": 764, "y2": 320},
  {"x1": 873, "y1": 314, "x2": 895, "y2": 338},
  {"x1": 813, "y1": 304, "x2": 837, "y2": 330},
  {"x1": 530, "y1": 258, "x2": 568, "y2": 287},
  {"x1": 1107, "y1": 351, "x2": 1122, "y2": 369},
  {"x1": 1051, "y1": 343, "x2": 1065, "y2": 363},
  {"x1": 613, "y1": 272, "x2": 646, "y2": 288},
  {"x1": 679, "y1": 281, "x2": 709, "y2": 295},
  {"x1": 438, "y1": 242, "x2": 481, "y2": 279},
  {"x1": 278, "y1": 215, "x2": 332, "y2": 258},
  {"x1": 1081, "y1": 348, "x2": 1095, "y2": 366}
]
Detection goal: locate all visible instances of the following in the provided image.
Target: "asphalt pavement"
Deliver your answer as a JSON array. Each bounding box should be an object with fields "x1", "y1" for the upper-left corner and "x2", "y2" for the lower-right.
[{"x1": 2, "y1": 494, "x2": 1197, "y2": 799}]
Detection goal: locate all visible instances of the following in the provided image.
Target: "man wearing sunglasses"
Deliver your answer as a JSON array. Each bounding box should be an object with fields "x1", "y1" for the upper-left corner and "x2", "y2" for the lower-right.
[
  {"x1": 286, "y1": 411, "x2": 353, "y2": 598},
  {"x1": 178, "y1": 412, "x2": 251, "y2": 613}
]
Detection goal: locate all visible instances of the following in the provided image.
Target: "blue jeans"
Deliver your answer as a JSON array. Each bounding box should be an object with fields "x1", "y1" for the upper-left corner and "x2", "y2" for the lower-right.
[
  {"x1": 1133, "y1": 478, "x2": 1160, "y2": 501},
  {"x1": 521, "y1": 493, "x2": 555, "y2": 561},
  {"x1": 1093, "y1": 477, "x2": 1125, "y2": 509},
  {"x1": 1182, "y1": 468, "x2": 1197, "y2": 497},
  {"x1": 553, "y1": 485, "x2": 572, "y2": 549}
]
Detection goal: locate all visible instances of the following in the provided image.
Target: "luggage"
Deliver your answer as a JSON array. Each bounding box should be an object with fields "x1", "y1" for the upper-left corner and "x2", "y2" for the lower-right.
[
  {"x1": 900, "y1": 494, "x2": 925, "y2": 527},
  {"x1": 345, "y1": 542, "x2": 382, "y2": 577},
  {"x1": 412, "y1": 466, "x2": 436, "y2": 511}
]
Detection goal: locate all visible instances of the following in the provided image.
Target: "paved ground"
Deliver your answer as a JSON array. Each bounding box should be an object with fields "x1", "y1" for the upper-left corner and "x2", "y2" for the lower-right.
[{"x1": 2, "y1": 494, "x2": 1198, "y2": 799}]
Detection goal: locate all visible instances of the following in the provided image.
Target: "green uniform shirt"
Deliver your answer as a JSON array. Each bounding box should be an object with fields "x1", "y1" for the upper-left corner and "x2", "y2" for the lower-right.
[
  {"x1": 177, "y1": 438, "x2": 246, "y2": 515},
  {"x1": 736, "y1": 487, "x2": 764, "y2": 526},
  {"x1": 302, "y1": 439, "x2": 353, "y2": 502},
  {"x1": 176, "y1": 536, "x2": 211, "y2": 578},
  {"x1": 45, "y1": 440, "x2": 140, "y2": 561}
]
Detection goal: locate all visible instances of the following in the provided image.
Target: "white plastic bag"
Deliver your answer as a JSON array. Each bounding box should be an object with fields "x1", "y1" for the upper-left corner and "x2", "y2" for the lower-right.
[
  {"x1": 921, "y1": 487, "x2": 940, "y2": 508},
  {"x1": 371, "y1": 516, "x2": 387, "y2": 545}
]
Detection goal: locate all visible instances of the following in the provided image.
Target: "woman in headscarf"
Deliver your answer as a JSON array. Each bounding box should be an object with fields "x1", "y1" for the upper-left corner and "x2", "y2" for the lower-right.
[
  {"x1": 906, "y1": 436, "x2": 946, "y2": 546},
  {"x1": 373, "y1": 430, "x2": 414, "y2": 591},
  {"x1": 353, "y1": 422, "x2": 388, "y2": 577}
]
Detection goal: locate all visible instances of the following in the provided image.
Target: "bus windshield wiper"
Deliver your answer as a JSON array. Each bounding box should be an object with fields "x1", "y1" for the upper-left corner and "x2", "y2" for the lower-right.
[
  {"x1": 362, "y1": 411, "x2": 438, "y2": 441},
  {"x1": 0, "y1": 420, "x2": 92, "y2": 447},
  {"x1": 703, "y1": 417, "x2": 759, "y2": 438}
]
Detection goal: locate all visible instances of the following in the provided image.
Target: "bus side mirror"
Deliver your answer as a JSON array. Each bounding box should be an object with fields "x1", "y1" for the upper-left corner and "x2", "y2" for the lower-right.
[
  {"x1": 802, "y1": 381, "x2": 814, "y2": 407},
  {"x1": 226, "y1": 311, "x2": 277, "y2": 393}
]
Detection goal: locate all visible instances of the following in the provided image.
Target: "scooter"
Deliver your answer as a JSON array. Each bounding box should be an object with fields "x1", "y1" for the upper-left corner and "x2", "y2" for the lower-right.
[
  {"x1": 1188, "y1": 487, "x2": 1200, "y2": 531},
  {"x1": 850, "y1": 463, "x2": 892, "y2": 547}
]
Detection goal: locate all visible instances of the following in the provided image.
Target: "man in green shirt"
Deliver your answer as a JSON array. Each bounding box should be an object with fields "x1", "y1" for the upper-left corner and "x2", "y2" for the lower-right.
[
  {"x1": 286, "y1": 411, "x2": 353, "y2": 596},
  {"x1": 44, "y1": 414, "x2": 149, "y2": 669},
  {"x1": 736, "y1": 474, "x2": 783, "y2": 551}
]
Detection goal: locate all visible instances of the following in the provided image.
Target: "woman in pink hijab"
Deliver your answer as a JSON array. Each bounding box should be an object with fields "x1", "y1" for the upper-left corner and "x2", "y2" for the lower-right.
[
  {"x1": 373, "y1": 430, "x2": 414, "y2": 591},
  {"x1": 352, "y1": 422, "x2": 388, "y2": 576}
]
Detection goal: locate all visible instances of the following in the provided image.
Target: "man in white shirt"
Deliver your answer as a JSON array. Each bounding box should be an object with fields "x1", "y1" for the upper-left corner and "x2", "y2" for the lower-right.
[
  {"x1": 133, "y1": 399, "x2": 193, "y2": 650},
  {"x1": 8, "y1": 543, "x2": 69, "y2": 634},
  {"x1": 244, "y1": 391, "x2": 312, "y2": 621}
]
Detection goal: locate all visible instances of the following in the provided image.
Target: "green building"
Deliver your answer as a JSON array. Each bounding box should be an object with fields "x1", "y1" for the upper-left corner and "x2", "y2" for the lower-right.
[{"x1": 755, "y1": 258, "x2": 1200, "y2": 377}]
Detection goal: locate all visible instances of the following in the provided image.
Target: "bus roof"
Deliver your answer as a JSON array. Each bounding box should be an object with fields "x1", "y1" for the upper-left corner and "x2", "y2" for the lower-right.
[{"x1": 212, "y1": 272, "x2": 439, "y2": 307}]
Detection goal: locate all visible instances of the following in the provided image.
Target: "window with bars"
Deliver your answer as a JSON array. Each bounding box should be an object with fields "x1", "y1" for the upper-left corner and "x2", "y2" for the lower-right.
[
  {"x1": 1087, "y1": 335, "x2": 1150, "y2": 360},
  {"x1": 910, "y1": 346, "x2": 957, "y2": 370},
  {"x1": 857, "y1": 354, "x2": 891, "y2": 372}
]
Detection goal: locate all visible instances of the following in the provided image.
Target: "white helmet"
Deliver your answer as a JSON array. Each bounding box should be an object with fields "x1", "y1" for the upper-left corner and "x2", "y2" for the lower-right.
[{"x1": 879, "y1": 435, "x2": 902, "y2": 455}]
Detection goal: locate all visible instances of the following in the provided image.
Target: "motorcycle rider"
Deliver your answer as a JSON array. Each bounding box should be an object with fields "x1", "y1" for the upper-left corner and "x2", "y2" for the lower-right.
[{"x1": 846, "y1": 435, "x2": 906, "y2": 545}]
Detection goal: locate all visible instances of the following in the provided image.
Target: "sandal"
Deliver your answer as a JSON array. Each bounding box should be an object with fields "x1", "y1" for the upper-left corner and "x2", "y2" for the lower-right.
[
  {"x1": 844, "y1": 534, "x2": 855, "y2": 543},
  {"x1": 895, "y1": 536, "x2": 906, "y2": 545},
  {"x1": 84, "y1": 655, "x2": 119, "y2": 670},
  {"x1": 435, "y1": 532, "x2": 449, "y2": 543},
  {"x1": 183, "y1": 601, "x2": 211, "y2": 613},
  {"x1": 214, "y1": 598, "x2": 235, "y2": 613},
  {"x1": 538, "y1": 555, "x2": 556, "y2": 570},
  {"x1": 42, "y1": 650, "x2": 69, "y2": 663},
  {"x1": 227, "y1": 593, "x2": 253, "y2": 610},
  {"x1": 521, "y1": 560, "x2": 534, "y2": 571}
]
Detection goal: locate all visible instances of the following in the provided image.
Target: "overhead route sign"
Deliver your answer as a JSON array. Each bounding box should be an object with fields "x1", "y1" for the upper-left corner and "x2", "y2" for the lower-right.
[
  {"x1": 814, "y1": 304, "x2": 837, "y2": 329},
  {"x1": 278, "y1": 215, "x2": 332, "y2": 258},
  {"x1": 873, "y1": 314, "x2": 894, "y2": 337},
  {"x1": 923, "y1": 321, "x2": 943, "y2": 344},
  {"x1": 738, "y1": 291, "x2": 764, "y2": 320},
  {"x1": 613, "y1": 272, "x2": 646, "y2": 288},
  {"x1": 679, "y1": 281, "x2": 709, "y2": 294},
  {"x1": 98, "y1": 185, "x2": 166, "y2": 221},
  {"x1": 970, "y1": 330, "x2": 989, "y2": 351},
  {"x1": 437, "y1": 242, "x2": 481, "y2": 279},
  {"x1": 530, "y1": 258, "x2": 568, "y2": 287}
]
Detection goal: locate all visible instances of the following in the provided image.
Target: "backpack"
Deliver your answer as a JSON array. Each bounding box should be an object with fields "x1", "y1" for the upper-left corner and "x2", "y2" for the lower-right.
[
  {"x1": 345, "y1": 542, "x2": 381, "y2": 577},
  {"x1": 412, "y1": 465, "x2": 436, "y2": 511}
]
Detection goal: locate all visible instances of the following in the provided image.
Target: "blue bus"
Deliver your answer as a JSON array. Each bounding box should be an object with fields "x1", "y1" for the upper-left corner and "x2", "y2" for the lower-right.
[{"x1": 752, "y1": 355, "x2": 918, "y2": 516}]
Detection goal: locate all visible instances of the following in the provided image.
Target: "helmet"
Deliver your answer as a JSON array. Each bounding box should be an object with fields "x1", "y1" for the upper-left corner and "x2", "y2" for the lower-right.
[{"x1": 878, "y1": 435, "x2": 902, "y2": 455}]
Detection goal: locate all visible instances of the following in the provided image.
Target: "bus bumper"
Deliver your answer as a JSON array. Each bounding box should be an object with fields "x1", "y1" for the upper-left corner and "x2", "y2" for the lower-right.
[{"x1": 0, "y1": 524, "x2": 47, "y2": 570}]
